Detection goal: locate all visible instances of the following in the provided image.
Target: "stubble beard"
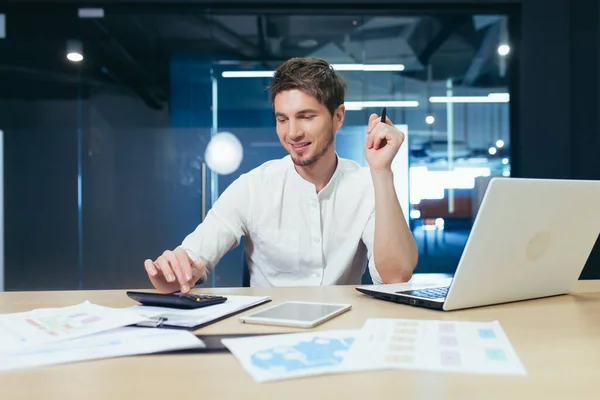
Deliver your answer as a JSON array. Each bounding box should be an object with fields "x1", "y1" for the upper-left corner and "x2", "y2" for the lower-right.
[{"x1": 290, "y1": 131, "x2": 335, "y2": 167}]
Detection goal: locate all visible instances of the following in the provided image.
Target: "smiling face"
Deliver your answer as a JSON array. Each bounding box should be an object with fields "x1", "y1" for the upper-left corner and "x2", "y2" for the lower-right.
[{"x1": 274, "y1": 89, "x2": 344, "y2": 167}]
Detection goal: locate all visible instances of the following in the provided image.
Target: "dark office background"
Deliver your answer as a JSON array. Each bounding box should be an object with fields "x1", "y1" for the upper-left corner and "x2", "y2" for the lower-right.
[{"x1": 1, "y1": 0, "x2": 599, "y2": 290}]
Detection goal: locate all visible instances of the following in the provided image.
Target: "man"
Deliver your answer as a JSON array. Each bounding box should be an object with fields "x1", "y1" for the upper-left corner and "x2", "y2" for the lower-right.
[{"x1": 144, "y1": 57, "x2": 418, "y2": 293}]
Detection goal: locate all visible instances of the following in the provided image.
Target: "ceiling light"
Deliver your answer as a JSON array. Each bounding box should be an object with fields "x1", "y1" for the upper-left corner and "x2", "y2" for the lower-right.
[
  {"x1": 221, "y1": 71, "x2": 273, "y2": 78},
  {"x1": 502, "y1": 158, "x2": 509, "y2": 165},
  {"x1": 344, "y1": 100, "x2": 419, "y2": 110},
  {"x1": 0, "y1": 14, "x2": 5, "y2": 39},
  {"x1": 429, "y1": 93, "x2": 509, "y2": 103},
  {"x1": 331, "y1": 64, "x2": 405, "y2": 71},
  {"x1": 67, "y1": 53, "x2": 83, "y2": 62},
  {"x1": 496, "y1": 139, "x2": 505, "y2": 148},
  {"x1": 66, "y1": 40, "x2": 83, "y2": 63},
  {"x1": 488, "y1": 93, "x2": 510, "y2": 101},
  {"x1": 425, "y1": 115, "x2": 435, "y2": 124},
  {"x1": 498, "y1": 44, "x2": 510, "y2": 56},
  {"x1": 221, "y1": 63, "x2": 405, "y2": 78},
  {"x1": 298, "y1": 39, "x2": 318, "y2": 48},
  {"x1": 488, "y1": 147, "x2": 497, "y2": 155},
  {"x1": 78, "y1": 8, "x2": 104, "y2": 18},
  {"x1": 344, "y1": 103, "x2": 364, "y2": 111}
]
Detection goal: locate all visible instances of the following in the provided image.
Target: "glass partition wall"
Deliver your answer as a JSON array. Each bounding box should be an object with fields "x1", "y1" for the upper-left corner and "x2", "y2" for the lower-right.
[{"x1": 0, "y1": 7, "x2": 512, "y2": 290}]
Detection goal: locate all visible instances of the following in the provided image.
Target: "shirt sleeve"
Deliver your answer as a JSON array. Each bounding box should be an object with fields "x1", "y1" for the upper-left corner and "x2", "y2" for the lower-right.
[
  {"x1": 179, "y1": 173, "x2": 250, "y2": 279},
  {"x1": 361, "y1": 211, "x2": 384, "y2": 285}
]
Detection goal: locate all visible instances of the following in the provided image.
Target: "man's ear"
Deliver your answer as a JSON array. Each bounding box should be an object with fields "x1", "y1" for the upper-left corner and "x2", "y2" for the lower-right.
[{"x1": 334, "y1": 104, "x2": 345, "y2": 131}]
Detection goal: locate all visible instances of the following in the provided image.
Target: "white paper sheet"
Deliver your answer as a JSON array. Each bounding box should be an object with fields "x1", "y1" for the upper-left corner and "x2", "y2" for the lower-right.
[
  {"x1": 342, "y1": 318, "x2": 527, "y2": 376},
  {"x1": 0, "y1": 302, "x2": 148, "y2": 354},
  {"x1": 221, "y1": 330, "x2": 362, "y2": 383},
  {"x1": 0, "y1": 326, "x2": 204, "y2": 372},
  {"x1": 128, "y1": 295, "x2": 271, "y2": 329}
]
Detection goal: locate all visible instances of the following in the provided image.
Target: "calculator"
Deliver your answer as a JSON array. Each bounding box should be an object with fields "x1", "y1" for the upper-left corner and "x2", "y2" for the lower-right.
[{"x1": 126, "y1": 291, "x2": 227, "y2": 309}]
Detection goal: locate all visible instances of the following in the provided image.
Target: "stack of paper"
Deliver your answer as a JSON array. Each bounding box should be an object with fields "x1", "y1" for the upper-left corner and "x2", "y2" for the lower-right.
[
  {"x1": 343, "y1": 319, "x2": 527, "y2": 376},
  {"x1": 222, "y1": 318, "x2": 527, "y2": 383},
  {"x1": 0, "y1": 302, "x2": 147, "y2": 354},
  {"x1": 128, "y1": 295, "x2": 272, "y2": 329},
  {"x1": 0, "y1": 301, "x2": 204, "y2": 372}
]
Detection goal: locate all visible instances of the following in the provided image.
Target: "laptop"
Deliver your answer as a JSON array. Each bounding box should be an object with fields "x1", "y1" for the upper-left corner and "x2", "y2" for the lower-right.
[{"x1": 356, "y1": 177, "x2": 600, "y2": 311}]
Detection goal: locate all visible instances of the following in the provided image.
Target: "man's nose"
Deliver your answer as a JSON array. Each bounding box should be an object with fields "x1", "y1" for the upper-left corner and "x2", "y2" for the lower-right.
[{"x1": 288, "y1": 121, "x2": 302, "y2": 140}]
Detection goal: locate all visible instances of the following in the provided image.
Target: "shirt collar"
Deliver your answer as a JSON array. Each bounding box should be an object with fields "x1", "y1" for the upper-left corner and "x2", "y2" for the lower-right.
[{"x1": 286, "y1": 153, "x2": 342, "y2": 196}]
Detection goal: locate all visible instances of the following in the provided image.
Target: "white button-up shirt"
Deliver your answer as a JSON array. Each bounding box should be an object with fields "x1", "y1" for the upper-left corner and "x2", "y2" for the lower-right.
[{"x1": 181, "y1": 155, "x2": 383, "y2": 286}]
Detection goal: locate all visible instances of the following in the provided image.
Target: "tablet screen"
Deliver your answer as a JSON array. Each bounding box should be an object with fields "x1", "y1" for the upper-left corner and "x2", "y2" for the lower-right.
[{"x1": 247, "y1": 302, "x2": 347, "y2": 322}]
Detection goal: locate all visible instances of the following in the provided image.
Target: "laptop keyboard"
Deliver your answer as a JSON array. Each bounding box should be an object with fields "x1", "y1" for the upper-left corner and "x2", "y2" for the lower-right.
[{"x1": 396, "y1": 286, "x2": 449, "y2": 299}]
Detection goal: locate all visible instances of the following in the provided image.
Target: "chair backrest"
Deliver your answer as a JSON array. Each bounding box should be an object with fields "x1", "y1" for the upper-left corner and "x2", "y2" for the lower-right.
[
  {"x1": 241, "y1": 238, "x2": 250, "y2": 287},
  {"x1": 242, "y1": 253, "x2": 250, "y2": 287}
]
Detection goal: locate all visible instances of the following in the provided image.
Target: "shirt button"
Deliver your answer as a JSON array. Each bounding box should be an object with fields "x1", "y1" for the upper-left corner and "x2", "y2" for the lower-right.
[{"x1": 314, "y1": 237, "x2": 321, "y2": 243}]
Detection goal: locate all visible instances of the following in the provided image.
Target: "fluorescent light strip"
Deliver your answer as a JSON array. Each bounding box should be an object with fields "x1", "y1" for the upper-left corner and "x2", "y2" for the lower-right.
[
  {"x1": 429, "y1": 93, "x2": 510, "y2": 103},
  {"x1": 344, "y1": 103, "x2": 366, "y2": 111},
  {"x1": 78, "y1": 8, "x2": 104, "y2": 18},
  {"x1": 222, "y1": 71, "x2": 274, "y2": 78},
  {"x1": 331, "y1": 64, "x2": 405, "y2": 71},
  {"x1": 488, "y1": 93, "x2": 510, "y2": 100},
  {"x1": 345, "y1": 101, "x2": 419, "y2": 110},
  {"x1": 221, "y1": 64, "x2": 405, "y2": 78},
  {"x1": 0, "y1": 14, "x2": 5, "y2": 39}
]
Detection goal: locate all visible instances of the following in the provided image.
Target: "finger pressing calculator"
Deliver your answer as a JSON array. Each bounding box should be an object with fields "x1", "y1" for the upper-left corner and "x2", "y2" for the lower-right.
[{"x1": 126, "y1": 291, "x2": 227, "y2": 309}]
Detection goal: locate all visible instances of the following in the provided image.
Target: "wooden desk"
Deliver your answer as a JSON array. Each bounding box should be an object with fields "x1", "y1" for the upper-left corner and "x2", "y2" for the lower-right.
[{"x1": 1, "y1": 281, "x2": 600, "y2": 400}]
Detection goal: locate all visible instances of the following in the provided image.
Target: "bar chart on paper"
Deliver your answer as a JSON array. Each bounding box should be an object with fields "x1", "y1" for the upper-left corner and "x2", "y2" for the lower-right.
[
  {"x1": 25, "y1": 312, "x2": 104, "y2": 336},
  {"x1": 0, "y1": 302, "x2": 147, "y2": 354},
  {"x1": 341, "y1": 318, "x2": 527, "y2": 376}
]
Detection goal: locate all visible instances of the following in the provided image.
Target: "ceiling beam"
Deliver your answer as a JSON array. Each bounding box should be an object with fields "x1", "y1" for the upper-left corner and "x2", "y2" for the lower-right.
[
  {"x1": 194, "y1": 15, "x2": 261, "y2": 60},
  {"x1": 349, "y1": 24, "x2": 410, "y2": 42},
  {"x1": 416, "y1": 15, "x2": 469, "y2": 66},
  {"x1": 462, "y1": 22, "x2": 500, "y2": 86},
  {"x1": 90, "y1": 20, "x2": 165, "y2": 109},
  {"x1": 0, "y1": 65, "x2": 111, "y2": 87}
]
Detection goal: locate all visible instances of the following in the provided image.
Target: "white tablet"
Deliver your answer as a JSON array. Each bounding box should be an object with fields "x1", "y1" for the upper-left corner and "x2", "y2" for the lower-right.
[{"x1": 239, "y1": 301, "x2": 352, "y2": 328}]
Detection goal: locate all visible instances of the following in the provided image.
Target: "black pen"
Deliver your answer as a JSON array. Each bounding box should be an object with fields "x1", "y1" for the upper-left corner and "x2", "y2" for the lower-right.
[{"x1": 377, "y1": 107, "x2": 388, "y2": 149}]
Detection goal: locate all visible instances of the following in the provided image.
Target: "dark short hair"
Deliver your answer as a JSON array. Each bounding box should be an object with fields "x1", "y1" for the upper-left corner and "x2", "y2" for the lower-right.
[{"x1": 269, "y1": 57, "x2": 346, "y2": 116}]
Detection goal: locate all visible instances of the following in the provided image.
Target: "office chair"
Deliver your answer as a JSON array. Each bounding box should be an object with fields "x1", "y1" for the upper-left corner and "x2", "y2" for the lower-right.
[
  {"x1": 242, "y1": 254, "x2": 250, "y2": 287},
  {"x1": 241, "y1": 238, "x2": 251, "y2": 287}
]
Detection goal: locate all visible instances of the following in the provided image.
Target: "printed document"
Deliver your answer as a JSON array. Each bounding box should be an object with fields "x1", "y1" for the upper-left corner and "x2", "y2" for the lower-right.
[
  {"x1": 129, "y1": 295, "x2": 271, "y2": 329},
  {"x1": 222, "y1": 330, "x2": 362, "y2": 382},
  {"x1": 0, "y1": 301, "x2": 147, "y2": 354},
  {"x1": 342, "y1": 318, "x2": 527, "y2": 376},
  {"x1": 0, "y1": 326, "x2": 204, "y2": 372}
]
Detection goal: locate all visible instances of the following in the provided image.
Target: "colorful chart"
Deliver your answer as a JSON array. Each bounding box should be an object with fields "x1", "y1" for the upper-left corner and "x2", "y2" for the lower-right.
[
  {"x1": 250, "y1": 336, "x2": 354, "y2": 372},
  {"x1": 221, "y1": 330, "x2": 360, "y2": 382},
  {"x1": 26, "y1": 313, "x2": 104, "y2": 336},
  {"x1": 342, "y1": 318, "x2": 527, "y2": 376}
]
